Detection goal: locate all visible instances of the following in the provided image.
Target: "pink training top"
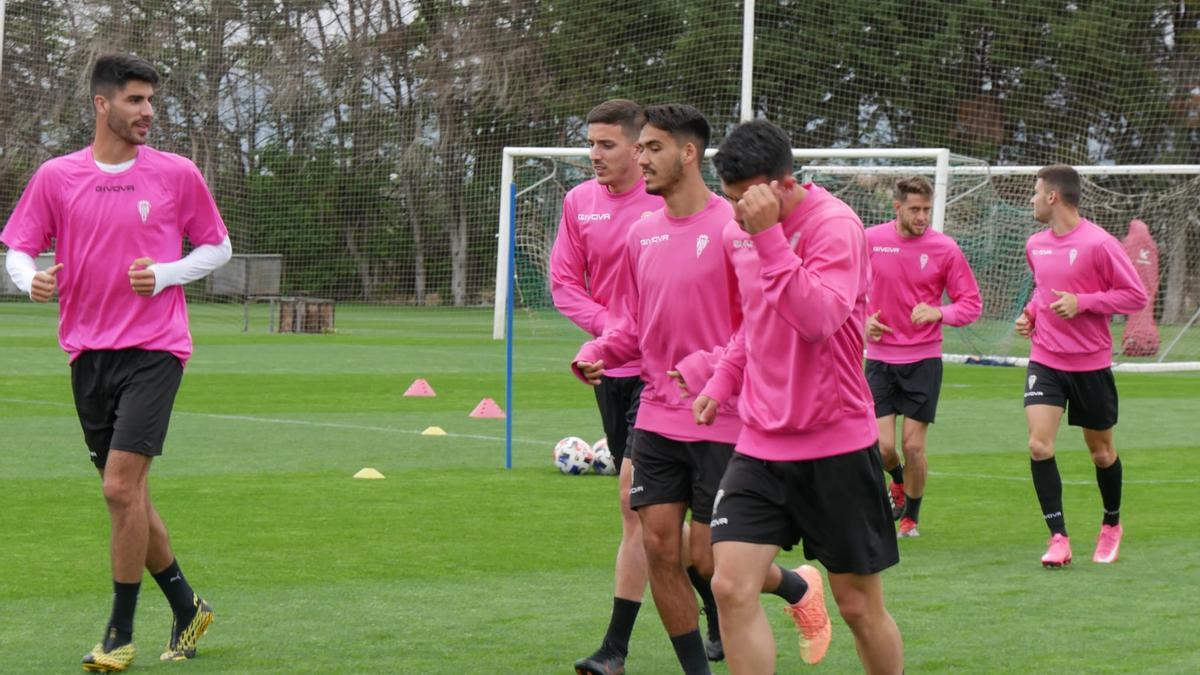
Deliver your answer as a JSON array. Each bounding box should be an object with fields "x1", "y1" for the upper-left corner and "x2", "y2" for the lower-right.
[
  {"x1": 699, "y1": 184, "x2": 878, "y2": 461},
  {"x1": 865, "y1": 221, "x2": 982, "y2": 363},
  {"x1": 1024, "y1": 218, "x2": 1148, "y2": 371},
  {"x1": 550, "y1": 177, "x2": 663, "y2": 377},
  {"x1": 574, "y1": 194, "x2": 742, "y2": 443},
  {"x1": 1, "y1": 146, "x2": 228, "y2": 365}
]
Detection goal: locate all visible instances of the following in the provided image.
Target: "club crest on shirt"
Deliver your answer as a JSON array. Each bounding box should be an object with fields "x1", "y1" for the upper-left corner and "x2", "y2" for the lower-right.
[
  {"x1": 641, "y1": 211, "x2": 654, "y2": 219},
  {"x1": 919, "y1": 253, "x2": 929, "y2": 270},
  {"x1": 1069, "y1": 248, "x2": 1078, "y2": 265},
  {"x1": 696, "y1": 234, "x2": 710, "y2": 257},
  {"x1": 1137, "y1": 249, "x2": 1150, "y2": 265},
  {"x1": 138, "y1": 200, "x2": 151, "y2": 224}
]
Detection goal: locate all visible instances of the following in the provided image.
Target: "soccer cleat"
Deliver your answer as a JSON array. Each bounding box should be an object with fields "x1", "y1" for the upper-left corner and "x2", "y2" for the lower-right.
[
  {"x1": 784, "y1": 565, "x2": 832, "y2": 665},
  {"x1": 889, "y1": 482, "x2": 906, "y2": 521},
  {"x1": 81, "y1": 641, "x2": 136, "y2": 672},
  {"x1": 1093, "y1": 524, "x2": 1122, "y2": 563},
  {"x1": 160, "y1": 594, "x2": 214, "y2": 661},
  {"x1": 574, "y1": 649, "x2": 625, "y2": 675},
  {"x1": 1041, "y1": 533, "x2": 1073, "y2": 568},
  {"x1": 897, "y1": 517, "x2": 920, "y2": 538},
  {"x1": 701, "y1": 605, "x2": 724, "y2": 662}
]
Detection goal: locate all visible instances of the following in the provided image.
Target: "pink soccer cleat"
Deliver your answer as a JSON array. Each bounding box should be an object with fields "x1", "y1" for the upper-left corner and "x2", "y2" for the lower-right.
[
  {"x1": 785, "y1": 565, "x2": 832, "y2": 665},
  {"x1": 889, "y1": 482, "x2": 906, "y2": 521},
  {"x1": 1092, "y1": 524, "x2": 1122, "y2": 563},
  {"x1": 897, "y1": 517, "x2": 920, "y2": 538},
  {"x1": 1041, "y1": 533, "x2": 1072, "y2": 568}
]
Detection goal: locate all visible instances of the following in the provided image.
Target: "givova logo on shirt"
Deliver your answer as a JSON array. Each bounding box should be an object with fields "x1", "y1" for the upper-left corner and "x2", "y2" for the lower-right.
[
  {"x1": 577, "y1": 213, "x2": 611, "y2": 221},
  {"x1": 640, "y1": 234, "x2": 669, "y2": 246},
  {"x1": 873, "y1": 246, "x2": 900, "y2": 254}
]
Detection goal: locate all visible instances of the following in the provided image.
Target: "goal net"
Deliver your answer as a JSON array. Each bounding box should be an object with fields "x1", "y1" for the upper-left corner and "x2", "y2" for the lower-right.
[{"x1": 496, "y1": 150, "x2": 1200, "y2": 370}]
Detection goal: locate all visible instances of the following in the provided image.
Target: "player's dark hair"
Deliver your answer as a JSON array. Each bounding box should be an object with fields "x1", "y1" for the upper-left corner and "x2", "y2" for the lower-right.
[
  {"x1": 894, "y1": 176, "x2": 934, "y2": 202},
  {"x1": 712, "y1": 119, "x2": 793, "y2": 184},
  {"x1": 90, "y1": 54, "x2": 160, "y2": 96},
  {"x1": 586, "y1": 99, "x2": 643, "y2": 141},
  {"x1": 640, "y1": 104, "x2": 711, "y2": 156},
  {"x1": 1036, "y1": 164, "x2": 1082, "y2": 207}
]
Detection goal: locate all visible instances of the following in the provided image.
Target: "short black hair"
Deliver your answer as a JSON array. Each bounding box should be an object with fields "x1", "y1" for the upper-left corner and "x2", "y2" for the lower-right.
[
  {"x1": 1037, "y1": 164, "x2": 1082, "y2": 207},
  {"x1": 712, "y1": 120, "x2": 793, "y2": 184},
  {"x1": 894, "y1": 176, "x2": 934, "y2": 202},
  {"x1": 640, "y1": 104, "x2": 710, "y2": 156},
  {"x1": 90, "y1": 53, "x2": 160, "y2": 96},
  {"x1": 586, "y1": 99, "x2": 643, "y2": 141}
]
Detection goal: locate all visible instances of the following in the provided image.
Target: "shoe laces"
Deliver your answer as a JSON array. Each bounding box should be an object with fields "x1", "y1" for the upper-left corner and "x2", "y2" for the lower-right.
[{"x1": 786, "y1": 597, "x2": 825, "y2": 636}]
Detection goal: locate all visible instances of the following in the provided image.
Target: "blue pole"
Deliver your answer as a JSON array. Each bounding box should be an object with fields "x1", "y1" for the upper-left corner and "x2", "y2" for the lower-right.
[{"x1": 504, "y1": 181, "x2": 516, "y2": 469}]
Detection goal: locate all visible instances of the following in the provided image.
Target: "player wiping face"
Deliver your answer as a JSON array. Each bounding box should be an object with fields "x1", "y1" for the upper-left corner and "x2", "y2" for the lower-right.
[{"x1": 718, "y1": 175, "x2": 805, "y2": 235}]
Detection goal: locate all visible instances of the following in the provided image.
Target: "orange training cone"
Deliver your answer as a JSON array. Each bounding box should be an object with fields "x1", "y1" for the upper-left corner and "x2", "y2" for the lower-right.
[
  {"x1": 404, "y1": 378, "x2": 436, "y2": 397},
  {"x1": 469, "y1": 397, "x2": 506, "y2": 419}
]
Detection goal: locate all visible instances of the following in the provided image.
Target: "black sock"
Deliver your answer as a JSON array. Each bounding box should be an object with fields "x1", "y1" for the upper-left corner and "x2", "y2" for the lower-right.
[
  {"x1": 904, "y1": 495, "x2": 923, "y2": 522},
  {"x1": 152, "y1": 559, "x2": 197, "y2": 620},
  {"x1": 669, "y1": 629, "x2": 712, "y2": 675},
  {"x1": 1031, "y1": 457, "x2": 1067, "y2": 536},
  {"x1": 686, "y1": 566, "x2": 719, "y2": 640},
  {"x1": 769, "y1": 565, "x2": 809, "y2": 605},
  {"x1": 888, "y1": 464, "x2": 905, "y2": 484},
  {"x1": 1096, "y1": 457, "x2": 1122, "y2": 526},
  {"x1": 106, "y1": 580, "x2": 141, "y2": 648},
  {"x1": 601, "y1": 597, "x2": 640, "y2": 658}
]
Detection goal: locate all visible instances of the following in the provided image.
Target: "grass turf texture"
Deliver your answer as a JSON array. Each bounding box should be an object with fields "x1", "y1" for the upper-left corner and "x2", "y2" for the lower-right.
[{"x1": 1, "y1": 302, "x2": 1198, "y2": 673}]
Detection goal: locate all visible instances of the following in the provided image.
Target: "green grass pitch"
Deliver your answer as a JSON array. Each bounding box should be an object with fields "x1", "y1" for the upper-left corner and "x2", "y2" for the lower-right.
[{"x1": 1, "y1": 302, "x2": 1198, "y2": 673}]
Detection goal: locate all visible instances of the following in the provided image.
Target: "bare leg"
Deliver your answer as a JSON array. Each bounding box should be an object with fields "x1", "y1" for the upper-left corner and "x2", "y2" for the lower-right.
[
  {"x1": 614, "y1": 458, "x2": 648, "y2": 600},
  {"x1": 900, "y1": 418, "x2": 929, "y2": 499},
  {"x1": 639, "y1": 502, "x2": 697, "y2": 635},
  {"x1": 710, "y1": 541, "x2": 779, "y2": 674},
  {"x1": 827, "y1": 572, "x2": 903, "y2": 675}
]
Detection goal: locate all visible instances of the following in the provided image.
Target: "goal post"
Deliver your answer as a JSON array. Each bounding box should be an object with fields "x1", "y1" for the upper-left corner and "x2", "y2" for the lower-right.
[{"x1": 493, "y1": 146, "x2": 952, "y2": 340}]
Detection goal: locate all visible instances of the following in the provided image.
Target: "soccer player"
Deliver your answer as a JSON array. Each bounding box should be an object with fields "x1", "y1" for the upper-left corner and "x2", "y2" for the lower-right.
[
  {"x1": 1, "y1": 54, "x2": 229, "y2": 671},
  {"x1": 865, "y1": 176, "x2": 982, "y2": 537},
  {"x1": 694, "y1": 119, "x2": 903, "y2": 674},
  {"x1": 549, "y1": 99, "x2": 665, "y2": 675},
  {"x1": 574, "y1": 104, "x2": 740, "y2": 675},
  {"x1": 1016, "y1": 164, "x2": 1148, "y2": 567}
]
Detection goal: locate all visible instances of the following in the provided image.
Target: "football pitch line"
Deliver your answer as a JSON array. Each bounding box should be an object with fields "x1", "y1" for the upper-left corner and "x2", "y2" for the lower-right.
[{"x1": 5, "y1": 396, "x2": 1196, "y2": 483}]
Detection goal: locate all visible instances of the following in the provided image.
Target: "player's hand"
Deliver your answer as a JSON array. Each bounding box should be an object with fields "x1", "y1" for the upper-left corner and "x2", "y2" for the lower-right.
[
  {"x1": 911, "y1": 303, "x2": 943, "y2": 325},
  {"x1": 693, "y1": 395, "x2": 719, "y2": 425},
  {"x1": 575, "y1": 360, "x2": 604, "y2": 385},
  {"x1": 1049, "y1": 289, "x2": 1079, "y2": 319},
  {"x1": 128, "y1": 257, "x2": 157, "y2": 296},
  {"x1": 866, "y1": 311, "x2": 893, "y2": 342},
  {"x1": 1014, "y1": 310, "x2": 1033, "y2": 338},
  {"x1": 667, "y1": 370, "x2": 690, "y2": 399},
  {"x1": 735, "y1": 182, "x2": 784, "y2": 235},
  {"x1": 30, "y1": 263, "x2": 63, "y2": 303}
]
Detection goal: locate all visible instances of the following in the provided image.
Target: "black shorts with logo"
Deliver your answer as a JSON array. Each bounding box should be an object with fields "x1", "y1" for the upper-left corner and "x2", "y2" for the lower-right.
[
  {"x1": 710, "y1": 445, "x2": 899, "y2": 576},
  {"x1": 594, "y1": 374, "x2": 643, "y2": 472},
  {"x1": 1023, "y1": 361, "x2": 1118, "y2": 430},
  {"x1": 70, "y1": 349, "x2": 184, "y2": 469},
  {"x1": 865, "y1": 357, "x2": 943, "y2": 424},
  {"x1": 629, "y1": 430, "x2": 735, "y2": 523}
]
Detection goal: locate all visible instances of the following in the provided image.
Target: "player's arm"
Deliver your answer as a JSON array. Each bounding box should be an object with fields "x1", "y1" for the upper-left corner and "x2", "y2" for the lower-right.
[
  {"x1": 755, "y1": 216, "x2": 863, "y2": 343},
  {"x1": 937, "y1": 246, "x2": 983, "y2": 327},
  {"x1": 5, "y1": 249, "x2": 63, "y2": 302},
  {"x1": 571, "y1": 240, "x2": 642, "y2": 385},
  {"x1": 131, "y1": 236, "x2": 233, "y2": 297},
  {"x1": 550, "y1": 197, "x2": 609, "y2": 337},
  {"x1": 1073, "y1": 239, "x2": 1149, "y2": 316},
  {"x1": 693, "y1": 325, "x2": 748, "y2": 425}
]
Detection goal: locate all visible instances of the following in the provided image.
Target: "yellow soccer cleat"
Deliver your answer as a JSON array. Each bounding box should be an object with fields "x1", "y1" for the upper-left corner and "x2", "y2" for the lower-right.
[
  {"x1": 160, "y1": 594, "x2": 214, "y2": 661},
  {"x1": 81, "y1": 640, "x2": 136, "y2": 672}
]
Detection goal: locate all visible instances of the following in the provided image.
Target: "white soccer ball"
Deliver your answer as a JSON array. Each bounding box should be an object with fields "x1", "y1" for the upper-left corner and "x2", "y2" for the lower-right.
[
  {"x1": 554, "y1": 436, "x2": 593, "y2": 475},
  {"x1": 591, "y1": 438, "x2": 617, "y2": 475}
]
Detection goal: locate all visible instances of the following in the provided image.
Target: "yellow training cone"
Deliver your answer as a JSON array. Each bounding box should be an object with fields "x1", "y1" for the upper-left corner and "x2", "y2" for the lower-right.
[
  {"x1": 353, "y1": 467, "x2": 385, "y2": 479},
  {"x1": 422, "y1": 426, "x2": 448, "y2": 436}
]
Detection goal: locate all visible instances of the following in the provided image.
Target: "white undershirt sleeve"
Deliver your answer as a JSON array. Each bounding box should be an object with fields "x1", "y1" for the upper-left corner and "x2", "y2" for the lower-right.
[
  {"x1": 5, "y1": 248, "x2": 38, "y2": 297},
  {"x1": 149, "y1": 236, "x2": 233, "y2": 296}
]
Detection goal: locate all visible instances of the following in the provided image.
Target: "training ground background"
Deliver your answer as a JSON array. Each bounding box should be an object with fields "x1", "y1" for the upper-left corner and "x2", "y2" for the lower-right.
[{"x1": 1, "y1": 303, "x2": 1197, "y2": 673}]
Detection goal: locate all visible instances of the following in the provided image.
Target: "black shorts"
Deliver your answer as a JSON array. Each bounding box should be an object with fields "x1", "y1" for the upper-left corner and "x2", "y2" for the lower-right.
[
  {"x1": 710, "y1": 445, "x2": 899, "y2": 576},
  {"x1": 594, "y1": 374, "x2": 643, "y2": 471},
  {"x1": 70, "y1": 349, "x2": 184, "y2": 469},
  {"x1": 1023, "y1": 361, "x2": 1118, "y2": 430},
  {"x1": 629, "y1": 430, "x2": 734, "y2": 523},
  {"x1": 865, "y1": 357, "x2": 943, "y2": 424}
]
